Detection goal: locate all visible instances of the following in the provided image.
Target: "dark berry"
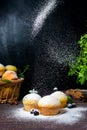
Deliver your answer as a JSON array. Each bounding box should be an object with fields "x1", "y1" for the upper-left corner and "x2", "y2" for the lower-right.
[
  {"x1": 67, "y1": 103, "x2": 73, "y2": 108},
  {"x1": 67, "y1": 102, "x2": 77, "y2": 108},
  {"x1": 30, "y1": 109, "x2": 35, "y2": 114},
  {"x1": 72, "y1": 103, "x2": 76, "y2": 107},
  {"x1": 34, "y1": 110, "x2": 39, "y2": 116}
]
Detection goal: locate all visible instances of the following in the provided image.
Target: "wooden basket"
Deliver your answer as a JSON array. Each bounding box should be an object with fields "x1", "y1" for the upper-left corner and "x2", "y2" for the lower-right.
[{"x1": 0, "y1": 78, "x2": 24, "y2": 104}]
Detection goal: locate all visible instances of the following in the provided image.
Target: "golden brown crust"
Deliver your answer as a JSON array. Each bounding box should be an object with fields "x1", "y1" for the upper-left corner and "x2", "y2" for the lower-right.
[
  {"x1": 23, "y1": 104, "x2": 39, "y2": 111},
  {"x1": 22, "y1": 93, "x2": 41, "y2": 111},
  {"x1": 38, "y1": 95, "x2": 61, "y2": 116},
  {"x1": 2, "y1": 70, "x2": 18, "y2": 80},
  {"x1": 39, "y1": 107, "x2": 60, "y2": 116}
]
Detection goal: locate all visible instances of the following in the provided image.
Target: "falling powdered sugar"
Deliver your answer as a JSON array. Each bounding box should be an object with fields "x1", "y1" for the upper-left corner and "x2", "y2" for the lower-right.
[
  {"x1": 12, "y1": 106, "x2": 87, "y2": 125},
  {"x1": 32, "y1": 0, "x2": 57, "y2": 38}
]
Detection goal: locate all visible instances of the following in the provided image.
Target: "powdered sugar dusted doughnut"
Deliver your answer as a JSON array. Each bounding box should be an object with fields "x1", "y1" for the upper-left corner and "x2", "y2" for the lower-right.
[
  {"x1": 38, "y1": 95, "x2": 61, "y2": 116},
  {"x1": 51, "y1": 91, "x2": 68, "y2": 108},
  {"x1": 22, "y1": 93, "x2": 41, "y2": 111}
]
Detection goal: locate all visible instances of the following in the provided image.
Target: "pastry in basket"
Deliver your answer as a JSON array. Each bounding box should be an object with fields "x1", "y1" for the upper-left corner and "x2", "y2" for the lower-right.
[
  {"x1": 0, "y1": 63, "x2": 5, "y2": 76},
  {"x1": 2, "y1": 70, "x2": 18, "y2": 80},
  {"x1": 0, "y1": 75, "x2": 24, "y2": 104},
  {"x1": 38, "y1": 95, "x2": 61, "y2": 116},
  {"x1": 22, "y1": 92, "x2": 41, "y2": 111},
  {"x1": 5, "y1": 65, "x2": 17, "y2": 72},
  {"x1": 51, "y1": 91, "x2": 68, "y2": 108},
  {"x1": 65, "y1": 89, "x2": 84, "y2": 99}
]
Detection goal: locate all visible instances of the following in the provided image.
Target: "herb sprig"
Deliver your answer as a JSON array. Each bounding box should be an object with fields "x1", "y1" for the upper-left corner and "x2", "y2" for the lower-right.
[{"x1": 68, "y1": 34, "x2": 87, "y2": 85}]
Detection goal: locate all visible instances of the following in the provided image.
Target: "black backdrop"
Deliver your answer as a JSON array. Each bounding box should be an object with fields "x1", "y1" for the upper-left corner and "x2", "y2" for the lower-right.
[{"x1": 0, "y1": 0, "x2": 87, "y2": 98}]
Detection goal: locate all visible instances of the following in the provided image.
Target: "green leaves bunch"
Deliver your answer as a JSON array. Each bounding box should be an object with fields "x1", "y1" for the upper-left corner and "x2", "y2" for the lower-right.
[
  {"x1": 18, "y1": 65, "x2": 29, "y2": 78},
  {"x1": 68, "y1": 34, "x2": 87, "y2": 85}
]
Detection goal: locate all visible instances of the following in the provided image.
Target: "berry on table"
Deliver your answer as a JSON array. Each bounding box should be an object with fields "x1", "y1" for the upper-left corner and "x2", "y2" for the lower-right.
[
  {"x1": 30, "y1": 109, "x2": 40, "y2": 116},
  {"x1": 30, "y1": 109, "x2": 35, "y2": 114},
  {"x1": 67, "y1": 103, "x2": 73, "y2": 108},
  {"x1": 72, "y1": 103, "x2": 76, "y2": 107},
  {"x1": 34, "y1": 110, "x2": 39, "y2": 116},
  {"x1": 67, "y1": 102, "x2": 77, "y2": 108}
]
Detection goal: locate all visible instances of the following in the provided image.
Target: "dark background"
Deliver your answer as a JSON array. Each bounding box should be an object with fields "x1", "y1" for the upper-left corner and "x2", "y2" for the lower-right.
[{"x1": 0, "y1": 0, "x2": 87, "y2": 98}]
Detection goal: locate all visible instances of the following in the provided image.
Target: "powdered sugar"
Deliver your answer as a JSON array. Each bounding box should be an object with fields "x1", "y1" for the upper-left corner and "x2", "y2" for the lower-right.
[
  {"x1": 38, "y1": 95, "x2": 61, "y2": 107},
  {"x1": 23, "y1": 93, "x2": 41, "y2": 101},
  {"x1": 32, "y1": 0, "x2": 57, "y2": 38},
  {"x1": 13, "y1": 106, "x2": 87, "y2": 125}
]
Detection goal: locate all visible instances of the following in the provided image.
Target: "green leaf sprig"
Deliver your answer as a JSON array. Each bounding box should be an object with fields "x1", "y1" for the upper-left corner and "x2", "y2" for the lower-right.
[
  {"x1": 18, "y1": 65, "x2": 29, "y2": 78},
  {"x1": 2, "y1": 79, "x2": 12, "y2": 83},
  {"x1": 68, "y1": 34, "x2": 87, "y2": 85},
  {"x1": 67, "y1": 96, "x2": 73, "y2": 104}
]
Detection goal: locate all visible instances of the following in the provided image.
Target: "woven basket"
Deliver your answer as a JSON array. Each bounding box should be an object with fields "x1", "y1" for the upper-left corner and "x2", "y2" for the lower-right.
[{"x1": 0, "y1": 78, "x2": 24, "y2": 104}]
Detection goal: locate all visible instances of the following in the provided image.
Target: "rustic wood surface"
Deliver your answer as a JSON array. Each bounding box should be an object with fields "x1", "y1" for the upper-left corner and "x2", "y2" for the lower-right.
[{"x1": 0, "y1": 101, "x2": 87, "y2": 130}]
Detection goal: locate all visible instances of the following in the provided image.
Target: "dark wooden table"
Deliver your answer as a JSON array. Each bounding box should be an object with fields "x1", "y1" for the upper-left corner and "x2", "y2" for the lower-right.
[{"x1": 0, "y1": 101, "x2": 87, "y2": 130}]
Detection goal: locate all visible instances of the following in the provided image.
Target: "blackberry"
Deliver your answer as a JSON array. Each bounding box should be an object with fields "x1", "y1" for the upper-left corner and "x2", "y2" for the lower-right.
[
  {"x1": 34, "y1": 110, "x2": 39, "y2": 116},
  {"x1": 72, "y1": 103, "x2": 76, "y2": 107},
  {"x1": 30, "y1": 109, "x2": 35, "y2": 114},
  {"x1": 67, "y1": 103, "x2": 73, "y2": 108},
  {"x1": 67, "y1": 103, "x2": 76, "y2": 108}
]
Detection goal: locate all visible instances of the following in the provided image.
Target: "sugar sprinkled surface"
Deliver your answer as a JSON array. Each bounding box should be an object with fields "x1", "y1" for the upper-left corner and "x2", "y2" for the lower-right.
[{"x1": 12, "y1": 106, "x2": 87, "y2": 125}]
